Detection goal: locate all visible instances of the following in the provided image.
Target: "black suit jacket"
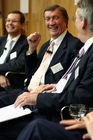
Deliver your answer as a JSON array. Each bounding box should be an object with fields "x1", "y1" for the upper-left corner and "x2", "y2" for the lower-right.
[
  {"x1": 25, "y1": 32, "x2": 83, "y2": 85},
  {"x1": 36, "y1": 43, "x2": 93, "y2": 117},
  {"x1": 0, "y1": 35, "x2": 28, "y2": 88}
]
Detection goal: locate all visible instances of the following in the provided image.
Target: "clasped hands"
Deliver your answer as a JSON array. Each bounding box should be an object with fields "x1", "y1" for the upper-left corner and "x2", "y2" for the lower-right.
[
  {"x1": 14, "y1": 84, "x2": 55, "y2": 108},
  {"x1": 14, "y1": 82, "x2": 93, "y2": 140}
]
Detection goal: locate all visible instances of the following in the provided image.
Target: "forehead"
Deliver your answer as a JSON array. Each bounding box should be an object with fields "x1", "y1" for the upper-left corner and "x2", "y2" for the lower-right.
[
  {"x1": 44, "y1": 8, "x2": 62, "y2": 17},
  {"x1": 7, "y1": 13, "x2": 20, "y2": 19}
]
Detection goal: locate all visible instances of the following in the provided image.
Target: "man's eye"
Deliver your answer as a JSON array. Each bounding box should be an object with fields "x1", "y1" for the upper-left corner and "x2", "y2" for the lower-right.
[
  {"x1": 53, "y1": 16, "x2": 59, "y2": 20},
  {"x1": 44, "y1": 17, "x2": 50, "y2": 22}
]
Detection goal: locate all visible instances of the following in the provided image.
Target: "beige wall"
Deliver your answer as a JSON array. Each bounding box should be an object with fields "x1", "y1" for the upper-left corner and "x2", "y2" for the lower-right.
[{"x1": 2, "y1": 0, "x2": 77, "y2": 52}]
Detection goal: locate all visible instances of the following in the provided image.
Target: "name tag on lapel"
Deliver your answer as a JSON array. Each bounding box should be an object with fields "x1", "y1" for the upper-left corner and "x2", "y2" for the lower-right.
[
  {"x1": 10, "y1": 52, "x2": 17, "y2": 60},
  {"x1": 75, "y1": 66, "x2": 79, "y2": 79},
  {"x1": 51, "y1": 63, "x2": 63, "y2": 74}
]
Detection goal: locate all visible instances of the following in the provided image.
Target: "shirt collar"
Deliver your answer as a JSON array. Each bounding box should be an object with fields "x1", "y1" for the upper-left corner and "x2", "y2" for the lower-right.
[
  {"x1": 50, "y1": 30, "x2": 67, "y2": 45},
  {"x1": 83, "y1": 37, "x2": 93, "y2": 53},
  {"x1": 7, "y1": 34, "x2": 21, "y2": 42}
]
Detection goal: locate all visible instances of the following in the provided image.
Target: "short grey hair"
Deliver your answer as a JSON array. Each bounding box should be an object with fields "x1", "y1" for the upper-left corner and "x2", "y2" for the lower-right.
[{"x1": 76, "y1": 0, "x2": 93, "y2": 31}]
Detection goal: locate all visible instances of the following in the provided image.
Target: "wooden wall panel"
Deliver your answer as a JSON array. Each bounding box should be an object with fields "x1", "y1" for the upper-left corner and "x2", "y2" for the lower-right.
[
  {"x1": 2, "y1": 0, "x2": 20, "y2": 17},
  {"x1": 0, "y1": 18, "x2": 3, "y2": 36},
  {"x1": 28, "y1": 0, "x2": 77, "y2": 52}
]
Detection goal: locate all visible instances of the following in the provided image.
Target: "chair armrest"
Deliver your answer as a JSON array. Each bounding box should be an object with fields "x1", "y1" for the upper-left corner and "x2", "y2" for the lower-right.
[{"x1": 5, "y1": 71, "x2": 25, "y2": 77}]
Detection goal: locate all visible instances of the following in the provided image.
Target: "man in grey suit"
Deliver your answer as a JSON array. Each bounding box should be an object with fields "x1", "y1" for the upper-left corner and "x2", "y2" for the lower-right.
[{"x1": 0, "y1": 10, "x2": 28, "y2": 90}]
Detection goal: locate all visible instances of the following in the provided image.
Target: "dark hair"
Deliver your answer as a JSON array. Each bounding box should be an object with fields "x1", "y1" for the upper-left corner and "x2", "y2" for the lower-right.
[
  {"x1": 44, "y1": 4, "x2": 69, "y2": 27},
  {"x1": 8, "y1": 10, "x2": 25, "y2": 24}
]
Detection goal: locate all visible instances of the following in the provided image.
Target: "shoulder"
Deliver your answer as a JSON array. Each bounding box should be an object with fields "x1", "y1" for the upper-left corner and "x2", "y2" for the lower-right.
[
  {"x1": 0, "y1": 35, "x2": 7, "y2": 42},
  {"x1": 65, "y1": 32, "x2": 82, "y2": 43},
  {"x1": 39, "y1": 40, "x2": 50, "y2": 53}
]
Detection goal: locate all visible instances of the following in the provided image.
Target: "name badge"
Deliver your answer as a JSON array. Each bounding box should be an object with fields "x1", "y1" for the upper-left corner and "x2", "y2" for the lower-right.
[
  {"x1": 51, "y1": 63, "x2": 63, "y2": 74},
  {"x1": 75, "y1": 66, "x2": 79, "y2": 79},
  {"x1": 10, "y1": 52, "x2": 17, "y2": 60}
]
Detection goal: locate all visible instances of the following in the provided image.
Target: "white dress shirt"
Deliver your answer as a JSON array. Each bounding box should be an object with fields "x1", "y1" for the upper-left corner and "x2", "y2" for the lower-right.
[
  {"x1": 40, "y1": 30, "x2": 67, "y2": 85},
  {"x1": 0, "y1": 34, "x2": 21, "y2": 64}
]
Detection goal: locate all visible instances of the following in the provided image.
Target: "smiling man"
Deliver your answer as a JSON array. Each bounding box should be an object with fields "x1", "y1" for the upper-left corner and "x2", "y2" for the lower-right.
[
  {"x1": 25, "y1": 4, "x2": 83, "y2": 88},
  {"x1": 0, "y1": 10, "x2": 28, "y2": 90}
]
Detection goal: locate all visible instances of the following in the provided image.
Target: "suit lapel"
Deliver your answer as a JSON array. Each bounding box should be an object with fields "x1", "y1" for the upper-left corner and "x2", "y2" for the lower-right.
[
  {"x1": 47, "y1": 33, "x2": 69, "y2": 69},
  {"x1": 6, "y1": 35, "x2": 23, "y2": 60},
  {"x1": 63, "y1": 44, "x2": 93, "y2": 91},
  {"x1": 0, "y1": 37, "x2": 7, "y2": 56}
]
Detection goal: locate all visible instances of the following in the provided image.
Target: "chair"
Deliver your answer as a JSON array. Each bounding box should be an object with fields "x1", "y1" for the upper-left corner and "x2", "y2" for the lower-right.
[{"x1": 5, "y1": 71, "x2": 26, "y2": 89}]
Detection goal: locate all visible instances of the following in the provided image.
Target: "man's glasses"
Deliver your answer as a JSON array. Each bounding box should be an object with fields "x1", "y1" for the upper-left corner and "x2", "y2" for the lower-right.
[{"x1": 5, "y1": 19, "x2": 20, "y2": 23}]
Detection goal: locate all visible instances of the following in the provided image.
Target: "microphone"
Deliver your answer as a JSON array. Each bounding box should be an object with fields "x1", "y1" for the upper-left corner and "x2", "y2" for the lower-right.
[
  {"x1": 46, "y1": 50, "x2": 53, "y2": 54},
  {"x1": 4, "y1": 48, "x2": 7, "y2": 50}
]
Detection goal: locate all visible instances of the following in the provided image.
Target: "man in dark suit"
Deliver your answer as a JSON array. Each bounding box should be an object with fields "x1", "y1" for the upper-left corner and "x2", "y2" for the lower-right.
[
  {"x1": 0, "y1": 10, "x2": 28, "y2": 90},
  {"x1": 25, "y1": 5, "x2": 83, "y2": 88},
  {"x1": 15, "y1": 0, "x2": 93, "y2": 140},
  {"x1": 0, "y1": 4, "x2": 85, "y2": 140}
]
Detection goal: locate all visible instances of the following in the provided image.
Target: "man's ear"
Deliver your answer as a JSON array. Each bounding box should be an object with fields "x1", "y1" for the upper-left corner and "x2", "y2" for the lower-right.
[{"x1": 82, "y1": 18, "x2": 87, "y2": 29}]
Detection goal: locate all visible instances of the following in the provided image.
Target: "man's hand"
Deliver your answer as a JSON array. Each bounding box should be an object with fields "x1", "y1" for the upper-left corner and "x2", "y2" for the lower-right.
[
  {"x1": 82, "y1": 112, "x2": 93, "y2": 140},
  {"x1": 14, "y1": 84, "x2": 56, "y2": 108},
  {"x1": 31, "y1": 84, "x2": 56, "y2": 94},
  {"x1": 60, "y1": 119, "x2": 86, "y2": 130},
  {"x1": 60, "y1": 119, "x2": 90, "y2": 140},
  {"x1": 0, "y1": 75, "x2": 10, "y2": 88},
  {"x1": 27, "y1": 32, "x2": 41, "y2": 54},
  {"x1": 14, "y1": 92, "x2": 38, "y2": 108}
]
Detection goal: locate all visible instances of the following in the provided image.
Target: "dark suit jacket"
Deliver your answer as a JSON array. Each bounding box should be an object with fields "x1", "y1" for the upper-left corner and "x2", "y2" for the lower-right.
[
  {"x1": 25, "y1": 31, "x2": 83, "y2": 85},
  {"x1": 0, "y1": 35, "x2": 28, "y2": 88},
  {"x1": 36, "y1": 43, "x2": 93, "y2": 119}
]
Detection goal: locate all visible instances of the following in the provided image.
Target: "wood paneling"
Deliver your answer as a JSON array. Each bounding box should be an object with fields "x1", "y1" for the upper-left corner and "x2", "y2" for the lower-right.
[
  {"x1": 2, "y1": 0, "x2": 20, "y2": 17},
  {"x1": 0, "y1": 18, "x2": 3, "y2": 36}
]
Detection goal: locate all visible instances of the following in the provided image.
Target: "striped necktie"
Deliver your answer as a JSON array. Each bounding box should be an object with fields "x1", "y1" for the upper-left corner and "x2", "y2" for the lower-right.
[
  {"x1": 62, "y1": 46, "x2": 85, "y2": 79},
  {"x1": 53, "y1": 46, "x2": 85, "y2": 93}
]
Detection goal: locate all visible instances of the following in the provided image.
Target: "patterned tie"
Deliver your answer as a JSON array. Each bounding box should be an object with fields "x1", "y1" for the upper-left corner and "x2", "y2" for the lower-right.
[
  {"x1": 28, "y1": 41, "x2": 55, "y2": 91},
  {"x1": 0, "y1": 40, "x2": 14, "y2": 64},
  {"x1": 62, "y1": 46, "x2": 85, "y2": 79},
  {"x1": 53, "y1": 46, "x2": 85, "y2": 93}
]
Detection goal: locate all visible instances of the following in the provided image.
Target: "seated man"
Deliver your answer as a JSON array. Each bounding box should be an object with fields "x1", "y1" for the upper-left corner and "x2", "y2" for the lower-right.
[
  {"x1": 0, "y1": 4, "x2": 83, "y2": 96},
  {"x1": 0, "y1": 10, "x2": 28, "y2": 90},
  {"x1": 16, "y1": 0, "x2": 93, "y2": 139},
  {"x1": 0, "y1": 2, "x2": 91, "y2": 140}
]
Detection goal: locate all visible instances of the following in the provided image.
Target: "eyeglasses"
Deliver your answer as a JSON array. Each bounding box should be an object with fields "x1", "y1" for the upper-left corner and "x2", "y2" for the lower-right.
[{"x1": 5, "y1": 19, "x2": 20, "y2": 23}]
